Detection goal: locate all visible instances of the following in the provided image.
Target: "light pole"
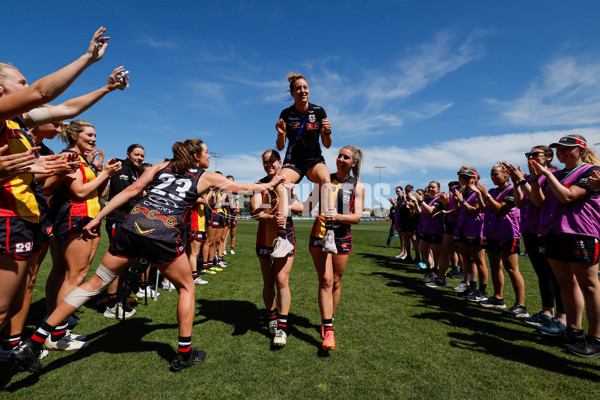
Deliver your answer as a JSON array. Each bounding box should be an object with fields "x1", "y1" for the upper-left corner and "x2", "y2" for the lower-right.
[
  {"x1": 375, "y1": 165, "x2": 386, "y2": 217},
  {"x1": 209, "y1": 152, "x2": 223, "y2": 172}
]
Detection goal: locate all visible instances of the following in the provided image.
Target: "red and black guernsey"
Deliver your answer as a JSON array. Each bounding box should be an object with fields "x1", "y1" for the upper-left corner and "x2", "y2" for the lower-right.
[
  {"x1": 0, "y1": 117, "x2": 41, "y2": 223},
  {"x1": 279, "y1": 103, "x2": 328, "y2": 163},
  {"x1": 122, "y1": 162, "x2": 204, "y2": 243}
]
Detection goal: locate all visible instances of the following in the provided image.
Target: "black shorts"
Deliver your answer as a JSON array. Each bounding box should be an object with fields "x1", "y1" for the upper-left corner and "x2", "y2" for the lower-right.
[
  {"x1": 282, "y1": 156, "x2": 326, "y2": 182},
  {"x1": 398, "y1": 218, "x2": 418, "y2": 233},
  {"x1": 454, "y1": 235, "x2": 483, "y2": 247},
  {"x1": 54, "y1": 216, "x2": 100, "y2": 241},
  {"x1": 229, "y1": 217, "x2": 237, "y2": 228},
  {"x1": 0, "y1": 217, "x2": 42, "y2": 259},
  {"x1": 39, "y1": 212, "x2": 54, "y2": 243},
  {"x1": 105, "y1": 221, "x2": 122, "y2": 242},
  {"x1": 484, "y1": 238, "x2": 521, "y2": 254},
  {"x1": 444, "y1": 221, "x2": 457, "y2": 235},
  {"x1": 309, "y1": 235, "x2": 352, "y2": 255},
  {"x1": 109, "y1": 228, "x2": 186, "y2": 266},
  {"x1": 419, "y1": 234, "x2": 443, "y2": 244},
  {"x1": 189, "y1": 230, "x2": 206, "y2": 242},
  {"x1": 209, "y1": 211, "x2": 226, "y2": 229},
  {"x1": 540, "y1": 232, "x2": 600, "y2": 264}
]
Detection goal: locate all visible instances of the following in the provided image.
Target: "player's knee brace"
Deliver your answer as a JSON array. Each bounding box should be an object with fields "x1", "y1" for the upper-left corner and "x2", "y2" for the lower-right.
[{"x1": 63, "y1": 264, "x2": 117, "y2": 308}]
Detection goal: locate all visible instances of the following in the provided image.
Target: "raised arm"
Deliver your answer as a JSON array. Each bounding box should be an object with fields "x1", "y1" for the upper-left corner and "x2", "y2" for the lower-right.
[
  {"x1": 198, "y1": 171, "x2": 285, "y2": 198},
  {"x1": 320, "y1": 118, "x2": 332, "y2": 149},
  {"x1": 275, "y1": 119, "x2": 286, "y2": 151},
  {"x1": 0, "y1": 27, "x2": 110, "y2": 121},
  {"x1": 23, "y1": 66, "x2": 127, "y2": 128}
]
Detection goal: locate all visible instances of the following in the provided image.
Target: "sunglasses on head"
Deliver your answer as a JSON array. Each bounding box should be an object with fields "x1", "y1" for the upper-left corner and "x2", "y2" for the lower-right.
[{"x1": 525, "y1": 152, "x2": 543, "y2": 158}]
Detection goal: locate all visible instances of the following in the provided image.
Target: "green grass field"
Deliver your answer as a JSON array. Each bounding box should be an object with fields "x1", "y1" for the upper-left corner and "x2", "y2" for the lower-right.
[{"x1": 2, "y1": 220, "x2": 599, "y2": 399}]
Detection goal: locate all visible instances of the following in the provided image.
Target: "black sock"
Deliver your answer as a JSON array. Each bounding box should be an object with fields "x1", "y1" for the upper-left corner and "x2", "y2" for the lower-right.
[
  {"x1": 178, "y1": 336, "x2": 192, "y2": 356},
  {"x1": 277, "y1": 314, "x2": 288, "y2": 333},
  {"x1": 31, "y1": 322, "x2": 55, "y2": 348},
  {"x1": 277, "y1": 227, "x2": 286, "y2": 238},
  {"x1": 51, "y1": 321, "x2": 68, "y2": 342},
  {"x1": 469, "y1": 281, "x2": 477, "y2": 291},
  {"x1": 192, "y1": 271, "x2": 199, "y2": 279},
  {"x1": 107, "y1": 293, "x2": 118, "y2": 308},
  {"x1": 322, "y1": 318, "x2": 333, "y2": 333},
  {"x1": 2, "y1": 334, "x2": 21, "y2": 351},
  {"x1": 479, "y1": 283, "x2": 487, "y2": 293}
]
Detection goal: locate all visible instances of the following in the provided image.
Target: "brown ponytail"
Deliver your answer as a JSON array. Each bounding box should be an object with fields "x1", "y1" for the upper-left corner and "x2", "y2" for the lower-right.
[{"x1": 171, "y1": 138, "x2": 205, "y2": 174}]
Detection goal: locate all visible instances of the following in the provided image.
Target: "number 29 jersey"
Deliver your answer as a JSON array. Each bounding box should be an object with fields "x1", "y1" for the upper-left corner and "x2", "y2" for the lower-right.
[{"x1": 122, "y1": 162, "x2": 204, "y2": 243}]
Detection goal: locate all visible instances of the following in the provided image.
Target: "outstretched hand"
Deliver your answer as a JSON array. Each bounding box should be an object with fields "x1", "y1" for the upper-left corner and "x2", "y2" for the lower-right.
[
  {"x1": 86, "y1": 27, "x2": 110, "y2": 61},
  {"x1": 107, "y1": 66, "x2": 128, "y2": 91}
]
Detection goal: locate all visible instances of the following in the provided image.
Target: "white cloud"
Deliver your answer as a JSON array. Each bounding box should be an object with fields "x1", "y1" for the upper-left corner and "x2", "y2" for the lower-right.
[
  {"x1": 349, "y1": 127, "x2": 600, "y2": 190},
  {"x1": 492, "y1": 56, "x2": 600, "y2": 126},
  {"x1": 311, "y1": 30, "x2": 486, "y2": 136},
  {"x1": 137, "y1": 35, "x2": 177, "y2": 49}
]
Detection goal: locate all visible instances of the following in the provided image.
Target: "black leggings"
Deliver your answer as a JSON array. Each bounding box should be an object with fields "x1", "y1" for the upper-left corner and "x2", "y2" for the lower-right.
[
  {"x1": 522, "y1": 231, "x2": 564, "y2": 314},
  {"x1": 386, "y1": 220, "x2": 398, "y2": 246}
]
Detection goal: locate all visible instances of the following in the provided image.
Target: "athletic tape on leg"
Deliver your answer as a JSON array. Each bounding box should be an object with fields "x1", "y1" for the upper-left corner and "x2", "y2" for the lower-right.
[{"x1": 64, "y1": 264, "x2": 117, "y2": 308}]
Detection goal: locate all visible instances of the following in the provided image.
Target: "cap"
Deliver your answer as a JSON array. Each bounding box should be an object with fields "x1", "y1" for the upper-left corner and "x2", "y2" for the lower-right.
[
  {"x1": 549, "y1": 136, "x2": 587, "y2": 148},
  {"x1": 457, "y1": 169, "x2": 477, "y2": 178}
]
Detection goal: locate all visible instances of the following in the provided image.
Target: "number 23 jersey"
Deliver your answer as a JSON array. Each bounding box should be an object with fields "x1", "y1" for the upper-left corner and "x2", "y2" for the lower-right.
[{"x1": 122, "y1": 162, "x2": 204, "y2": 242}]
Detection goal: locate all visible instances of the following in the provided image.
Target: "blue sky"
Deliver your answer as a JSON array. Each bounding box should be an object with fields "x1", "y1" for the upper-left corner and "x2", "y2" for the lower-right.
[{"x1": 3, "y1": 1, "x2": 600, "y2": 208}]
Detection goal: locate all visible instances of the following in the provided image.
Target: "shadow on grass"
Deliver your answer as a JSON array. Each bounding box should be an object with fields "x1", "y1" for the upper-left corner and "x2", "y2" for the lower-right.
[
  {"x1": 1, "y1": 317, "x2": 179, "y2": 392},
  {"x1": 369, "y1": 270, "x2": 600, "y2": 381},
  {"x1": 356, "y1": 252, "x2": 422, "y2": 274},
  {"x1": 195, "y1": 299, "x2": 322, "y2": 349}
]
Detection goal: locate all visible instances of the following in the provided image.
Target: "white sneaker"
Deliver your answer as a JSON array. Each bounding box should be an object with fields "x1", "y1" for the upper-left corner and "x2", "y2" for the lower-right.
[
  {"x1": 223, "y1": 250, "x2": 227, "y2": 255},
  {"x1": 104, "y1": 304, "x2": 137, "y2": 319},
  {"x1": 268, "y1": 319, "x2": 278, "y2": 335},
  {"x1": 270, "y1": 237, "x2": 294, "y2": 259},
  {"x1": 65, "y1": 329, "x2": 86, "y2": 341},
  {"x1": 217, "y1": 261, "x2": 228, "y2": 268},
  {"x1": 273, "y1": 329, "x2": 287, "y2": 347},
  {"x1": 160, "y1": 281, "x2": 176, "y2": 290},
  {"x1": 453, "y1": 282, "x2": 469, "y2": 293},
  {"x1": 194, "y1": 277, "x2": 208, "y2": 285},
  {"x1": 45, "y1": 336, "x2": 88, "y2": 351},
  {"x1": 230, "y1": 249, "x2": 235, "y2": 255},
  {"x1": 136, "y1": 287, "x2": 159, "y2": 298},
  {"x1": 321, "y1": 230, "x2": 338, "y2": 254}
]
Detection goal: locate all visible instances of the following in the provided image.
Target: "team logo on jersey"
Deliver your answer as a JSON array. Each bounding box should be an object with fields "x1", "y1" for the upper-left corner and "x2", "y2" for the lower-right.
[
  {"x1": 131, "y1": 204, "x2": 177, "y2": 228},
  {"x1": 134, "y1": 222, "x2": 155, "y2": 235},
  {"x1": 308, "y1": 114, "x2": 316, "y2": 123}
]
